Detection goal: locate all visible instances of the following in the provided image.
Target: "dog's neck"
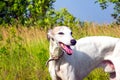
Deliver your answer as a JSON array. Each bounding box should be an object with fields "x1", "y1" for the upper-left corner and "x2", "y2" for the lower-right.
[
  {"x1": 49, "y1": 40, "x2": 63, "y2": 59},
  {"x1": 46, "y1": 40, "x2": 64, "y2": 66}
]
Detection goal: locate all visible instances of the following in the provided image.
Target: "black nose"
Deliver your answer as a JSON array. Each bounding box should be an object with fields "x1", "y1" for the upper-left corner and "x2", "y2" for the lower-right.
[{"x1": 70, "y1": 39, "x2": 76, "y2": 45}]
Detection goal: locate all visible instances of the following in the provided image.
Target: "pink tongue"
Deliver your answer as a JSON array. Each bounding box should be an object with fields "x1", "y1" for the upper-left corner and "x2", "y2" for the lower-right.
[
  {"x1": 61, "y1": 44, "x2": 73, "y2": 55},
  {"x1": 64, "y1": 46, "x2": 73, "y2": 55}
]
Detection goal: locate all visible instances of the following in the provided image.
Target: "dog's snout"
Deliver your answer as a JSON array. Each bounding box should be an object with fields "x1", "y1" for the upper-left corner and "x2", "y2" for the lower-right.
[{"x1": 70, "y1": 39, "x2": 76, "y2": 45}]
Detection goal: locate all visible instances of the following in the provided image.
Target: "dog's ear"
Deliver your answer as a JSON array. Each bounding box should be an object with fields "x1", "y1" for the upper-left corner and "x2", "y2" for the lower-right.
[{"x1": 47, "y1": 29, "x2": 53, "y2": 41}]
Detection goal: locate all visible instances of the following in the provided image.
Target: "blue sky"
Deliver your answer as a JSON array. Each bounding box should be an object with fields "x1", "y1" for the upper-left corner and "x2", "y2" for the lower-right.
[{"x1": 53, "y1": 0, "x2": 114, "y2": 24}]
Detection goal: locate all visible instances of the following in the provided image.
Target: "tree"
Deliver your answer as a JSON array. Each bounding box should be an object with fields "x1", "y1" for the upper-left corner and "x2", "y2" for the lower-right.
[
  {"x1": 0, "y1": 0, "x2": 79, "y2": 28},
  {"x1": 26, "y1": 0, "x2": 56, "y2": 26},
  {"x1": 44, "y1": 8, "x2": 80, "y2": 29},
  {"x1": 0, "y1": 0, "x2": 56, "y2": 26},
  {"x1": 96, "y1": 0, "x2": 120, "y2": 24},
  {"x1": 0, "y1": 0, "x2": 28, "y2": 24}
]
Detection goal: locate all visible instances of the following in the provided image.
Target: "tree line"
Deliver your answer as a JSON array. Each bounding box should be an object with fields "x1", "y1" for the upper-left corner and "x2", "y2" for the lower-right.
[{"x1": 0, "y1": 0, "x2": 119, "y2": 27}]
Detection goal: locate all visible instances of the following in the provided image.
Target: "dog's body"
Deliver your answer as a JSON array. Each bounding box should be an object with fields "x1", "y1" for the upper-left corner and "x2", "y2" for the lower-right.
[
  {"x1": 74, "y1": 36, "x2": 120, "y2": 80},
  {"x1": 47, "y1": 26, "x2": 120, "y2": 80}
]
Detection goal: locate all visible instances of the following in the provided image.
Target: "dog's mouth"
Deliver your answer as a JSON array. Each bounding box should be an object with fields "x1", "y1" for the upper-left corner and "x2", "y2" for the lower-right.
[{"x1": 59, "y1": 42, "x2": 73, "y2": 55}]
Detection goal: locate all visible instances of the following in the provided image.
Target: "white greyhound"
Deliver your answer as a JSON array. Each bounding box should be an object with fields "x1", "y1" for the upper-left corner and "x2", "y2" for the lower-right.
[{"x1": 47, "y1": 26, "x2": 120, "y2": 80}]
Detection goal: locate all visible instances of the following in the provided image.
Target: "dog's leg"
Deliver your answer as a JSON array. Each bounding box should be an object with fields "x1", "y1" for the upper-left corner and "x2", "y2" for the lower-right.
[
  {"x1": 112, "y1": 58, "x2": 120, "y2": 80},
  {"x1": 112, "y1": 41, "x2": 120, "y2": 80},
  {"x1": 109, "y1": 72, "x2": 116, "y2": 80},
  {"x1": 49, "y1": 61, "x2": 58, "y2": 80}
]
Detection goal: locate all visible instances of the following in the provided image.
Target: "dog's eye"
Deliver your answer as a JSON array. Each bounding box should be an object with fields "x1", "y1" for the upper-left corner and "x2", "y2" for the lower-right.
[
  {"x1": 58, "y1": 32, "x2": 64, "y2": 35},
  {"x1": 71, "y1": 32, "x2": 73, "y2": 35}
]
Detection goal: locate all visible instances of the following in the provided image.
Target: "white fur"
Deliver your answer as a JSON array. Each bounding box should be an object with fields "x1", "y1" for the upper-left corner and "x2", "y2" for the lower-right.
[{"x1": 47, "y1": 26, "x2": 120, "y2": 80}]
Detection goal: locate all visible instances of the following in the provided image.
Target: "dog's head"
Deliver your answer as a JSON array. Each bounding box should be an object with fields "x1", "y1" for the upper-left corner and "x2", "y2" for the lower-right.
[{"x1": 47, "y1": 26, "x2": 76, "y2": 55}]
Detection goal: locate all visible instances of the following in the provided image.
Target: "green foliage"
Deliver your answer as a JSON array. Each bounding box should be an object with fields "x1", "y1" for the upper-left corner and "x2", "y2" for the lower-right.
[
  {"x1": 25, "y1": 0, "x2": 56, "y2": 26},
  {"x1": 0, "y1": 27, "x2": 50, "y2": 80},
  {"x1": 0, "y1": 0, "x2": 56, "y2": 26},
  {"x1": 96, "y1": 0, "x2": 120, "y2": 24},
  {"x1": 0, "y1": 0, "x2": 80, "y2": 28},
  {"x1": 0, "y1": 0, "x2": 119, "y2": 27},
  {"x1": 0, "y1": 0, "x2": 28, "y2": 24},
  {"x1": 44, "y1": 8, "x2": 80, "y2": 29},
  {"x1": 84, "y1": 68, "x2": 109, "y2": 80}
]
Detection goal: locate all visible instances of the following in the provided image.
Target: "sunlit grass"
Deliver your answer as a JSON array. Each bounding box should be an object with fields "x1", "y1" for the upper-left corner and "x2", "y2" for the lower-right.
[{"x1": 0, "y1": 26, "x2": 50, "y2": 80}]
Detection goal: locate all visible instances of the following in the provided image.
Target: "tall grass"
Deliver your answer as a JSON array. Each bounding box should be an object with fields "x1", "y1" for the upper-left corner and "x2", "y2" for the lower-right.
[
  {"x1": 0, "y1": 24, "x2": 120, "y2": 80},
  {"x1": 0, "y1": 26, "x2": 50, "y2": 80}
]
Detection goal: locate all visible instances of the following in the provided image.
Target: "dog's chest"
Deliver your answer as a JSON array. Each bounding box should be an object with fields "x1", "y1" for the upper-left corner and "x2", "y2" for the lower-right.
[{"x1": 56, "y1": 62, "x2": 75, "y2": 80}]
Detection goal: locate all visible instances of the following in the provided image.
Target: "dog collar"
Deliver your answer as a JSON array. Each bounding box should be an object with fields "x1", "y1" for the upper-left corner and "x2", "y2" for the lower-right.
[{"x1": 46, "y1": 52, "x2": 64, "y2": 67}]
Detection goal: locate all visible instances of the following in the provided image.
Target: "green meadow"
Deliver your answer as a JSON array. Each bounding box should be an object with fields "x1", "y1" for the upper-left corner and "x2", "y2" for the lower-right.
[{"x1": 0, "y1": 24, "x2": 120, "y2": 80}]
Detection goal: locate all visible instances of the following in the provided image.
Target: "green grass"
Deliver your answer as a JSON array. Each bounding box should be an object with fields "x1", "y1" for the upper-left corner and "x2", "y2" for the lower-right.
[
  {"x1": 0, "y1": 24, "x2": 120, "y2": 80},
  {"x1": 0, "y1": 27, "x2": 50, "y2": 80}
]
